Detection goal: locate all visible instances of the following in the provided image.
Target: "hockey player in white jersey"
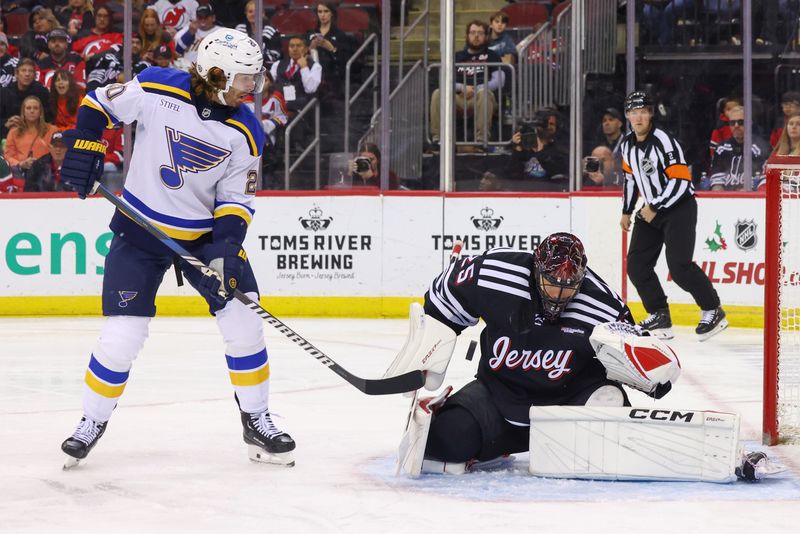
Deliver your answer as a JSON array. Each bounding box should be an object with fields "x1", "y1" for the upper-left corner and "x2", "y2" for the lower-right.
[{"x1": 59, "y1": 29, "x2": 295, "y2": 468}]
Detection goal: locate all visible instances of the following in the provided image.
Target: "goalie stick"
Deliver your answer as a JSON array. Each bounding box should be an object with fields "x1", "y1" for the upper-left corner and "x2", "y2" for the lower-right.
[{"x1": 96, "y1": 184, "x2": 424, "y2": 395}]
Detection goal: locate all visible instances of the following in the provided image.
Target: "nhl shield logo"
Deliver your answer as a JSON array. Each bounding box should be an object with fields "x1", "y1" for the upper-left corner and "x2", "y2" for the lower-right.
[
  {"x1": 641, "y1": 158, "x2": 656, "y2": 176},
  {"x1": 202, "y1": 107, "x2": 211, "y2": 118},
  {"x1": 735, "y1": 219, "x2": 757, "y2": 251}
]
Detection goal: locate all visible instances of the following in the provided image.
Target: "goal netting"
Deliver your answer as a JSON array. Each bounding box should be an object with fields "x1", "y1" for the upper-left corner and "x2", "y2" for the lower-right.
[{"x1": 764, "y1": 154, "x2": 800, "y2": 445}]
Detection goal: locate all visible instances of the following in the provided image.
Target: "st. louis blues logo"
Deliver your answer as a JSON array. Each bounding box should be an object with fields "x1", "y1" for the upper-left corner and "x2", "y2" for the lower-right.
[
  {"x1": 160, "y1": 127, "x2": 231, "y2": 189},
  {"x1": 118, "y1": 291, "x2": 138, "y2": 308}
]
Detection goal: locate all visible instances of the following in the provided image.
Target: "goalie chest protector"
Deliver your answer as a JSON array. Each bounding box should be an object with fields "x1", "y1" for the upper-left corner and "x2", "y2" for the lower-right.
[{"x1": 423, "y1": 250, "x2": 632, "y2": 425}]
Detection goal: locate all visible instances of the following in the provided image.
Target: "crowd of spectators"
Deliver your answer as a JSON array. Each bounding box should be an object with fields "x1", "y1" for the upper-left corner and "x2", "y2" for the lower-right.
[{"x1": 1, "y1": 1, "x2": 798, "y2": 194}]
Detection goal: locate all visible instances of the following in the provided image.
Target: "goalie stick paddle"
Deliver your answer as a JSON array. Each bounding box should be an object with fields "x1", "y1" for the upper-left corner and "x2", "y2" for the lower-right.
[{"x1": 96, "y1": 185, "x2": 424, "y2": 395}]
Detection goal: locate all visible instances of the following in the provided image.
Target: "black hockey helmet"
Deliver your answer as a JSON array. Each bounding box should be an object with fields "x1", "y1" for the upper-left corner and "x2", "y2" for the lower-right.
[
  {"x1": 624, "y1": 91, "x2": 653, "y2": 113},
  {"x1": 534, "y1": 232, "x2": 587, "y2": 322}
]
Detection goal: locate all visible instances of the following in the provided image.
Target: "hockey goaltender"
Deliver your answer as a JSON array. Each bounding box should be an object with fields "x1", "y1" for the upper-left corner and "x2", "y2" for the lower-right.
[{"x1": 384, "y1": 233, "x2": 784, "y2": 483}]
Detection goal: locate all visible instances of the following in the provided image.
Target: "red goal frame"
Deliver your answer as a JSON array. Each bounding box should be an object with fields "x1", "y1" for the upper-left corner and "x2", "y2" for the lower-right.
[{"x1": 763, "y1": 154, "x2": 800, "y2": 445}]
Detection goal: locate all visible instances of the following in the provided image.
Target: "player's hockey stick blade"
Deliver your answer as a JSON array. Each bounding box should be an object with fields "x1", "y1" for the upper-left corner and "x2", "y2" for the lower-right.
[{"x1": 97, "y1": 185, "x2": 424, "y2": 395}]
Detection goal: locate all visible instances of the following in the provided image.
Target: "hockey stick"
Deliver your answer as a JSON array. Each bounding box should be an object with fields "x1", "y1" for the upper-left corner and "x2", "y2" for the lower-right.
[{"x1": 96, "y1": 184, "x2": 424, "y2": 395}]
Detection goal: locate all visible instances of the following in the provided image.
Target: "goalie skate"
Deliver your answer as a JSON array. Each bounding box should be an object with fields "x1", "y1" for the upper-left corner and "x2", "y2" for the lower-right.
[
  {"x1": 61, "y1": 416, "x2": 107, "y2": 470},
  {"x1": 241, "y1": 411, "x2": 296, "y2": 467}
]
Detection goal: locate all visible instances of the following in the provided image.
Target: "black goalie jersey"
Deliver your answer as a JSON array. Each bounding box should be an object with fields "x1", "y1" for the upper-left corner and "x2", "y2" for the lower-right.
[{"x1": 423, "y1": 248, "x2": 633, "y2": 424}]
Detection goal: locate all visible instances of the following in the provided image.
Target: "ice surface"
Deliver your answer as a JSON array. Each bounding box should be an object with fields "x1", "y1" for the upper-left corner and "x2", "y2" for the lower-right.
[{"x1": 1, "y1": 318, "x2": 800, "y2": 533}]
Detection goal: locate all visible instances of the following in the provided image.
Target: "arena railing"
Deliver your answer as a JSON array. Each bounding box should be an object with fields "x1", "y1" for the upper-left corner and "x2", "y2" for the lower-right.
[
  {"x1": 358, "y1": 60, "x2": 426, "y2": 181},
  {"x1": 283, "y1": 98, "x2": 321, "y2": 190},
  {"x1": 425, "y1": 62, "x2": 517, "y2": 149},
  {"x1": 398, "y1": 0, "x2": 431, "y2": 81},
  {"x1": 344, "y1": 33, "x2": 379, "y2": 153}
]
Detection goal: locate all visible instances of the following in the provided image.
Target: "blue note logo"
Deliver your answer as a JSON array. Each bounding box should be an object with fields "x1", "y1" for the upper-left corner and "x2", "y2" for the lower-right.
[
  {"x1": 118, "y1": 291, "x2": 138, "y2": 308},
  {"x1": 160, "y1": 127, "x2": 231, "y2": 189}
]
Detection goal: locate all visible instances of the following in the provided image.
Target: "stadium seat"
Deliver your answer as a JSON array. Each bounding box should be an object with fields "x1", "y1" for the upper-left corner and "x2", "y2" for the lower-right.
[
  {"x1": 502, "y1": 2, "x2": 551, "y2": 29},
  {"x1": 551, "y1": 1, "x2": 572, "y2": 23},
  {"x1": 340, "y1": 0, "x2": 380, "y2": 18},
  {"x1": 290, "y1": 0, "x2": 317, "y2": 9},
  {"x1": 337, "y1": 8, "x2": 370, "y2": 34},
  {"x1": 4, "y1": 12, "x2": 30, "y2": 36},
  {"x1": 264, "y1": 0, "x2": 290, "y2": 12},
  {"x1": 272, "y1": 8, "x2": 318, "y2": 36}
]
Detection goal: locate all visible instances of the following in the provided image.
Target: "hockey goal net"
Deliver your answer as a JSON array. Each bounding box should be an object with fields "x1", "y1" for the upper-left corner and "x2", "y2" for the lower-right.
[{"x1": 764, "y1": 154, "x2": 800, "y2": 445}]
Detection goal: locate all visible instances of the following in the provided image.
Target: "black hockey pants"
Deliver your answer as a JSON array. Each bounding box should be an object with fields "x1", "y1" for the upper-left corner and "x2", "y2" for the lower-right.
[{"x1": 627, "y1": 195, "x2": 720, "y2": 313}]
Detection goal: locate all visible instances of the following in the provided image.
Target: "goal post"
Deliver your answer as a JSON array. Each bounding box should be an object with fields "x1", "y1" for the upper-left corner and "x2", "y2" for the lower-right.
[{"x1": 764, "y1": 154, "x2": 800, "y2": 445}]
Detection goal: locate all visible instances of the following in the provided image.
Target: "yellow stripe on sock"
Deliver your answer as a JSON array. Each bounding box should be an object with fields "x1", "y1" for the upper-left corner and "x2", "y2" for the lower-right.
[
  {"x1": 229, "y1": 364, "x2": 270, "y2": 386},
  {"x1": 84, "y1": 370, "x2": 126, "y2": 398}
]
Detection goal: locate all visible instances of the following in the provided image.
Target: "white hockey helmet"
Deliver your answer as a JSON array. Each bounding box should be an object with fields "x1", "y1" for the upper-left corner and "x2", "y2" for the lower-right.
[{"x1": 195, "y1": 28, "x2": 265, "y2": 103}]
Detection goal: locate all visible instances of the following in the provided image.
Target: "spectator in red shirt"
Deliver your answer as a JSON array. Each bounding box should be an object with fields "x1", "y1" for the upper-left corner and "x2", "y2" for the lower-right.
[
  {"x1": 71, "y1": 5, "x2": 123, "y2": 61},
  {"x1": 57, "y1": 0, "x2": 95, "y2": 39},
  {"x1": 101, "y1": 125, "x2": 124, "y2": 174},
  {"x1": 140, "y1": 8, "x2": 171, "y2": 64},
  {"x1": 709, "y1": 96, "x2": 741, "y2": 158},
  {"x1": 49, "y1": 69, "x2": 83, "y2": 131},
  {"x1": 36, "y1": 28, "x2": 86, "y2": 89}
]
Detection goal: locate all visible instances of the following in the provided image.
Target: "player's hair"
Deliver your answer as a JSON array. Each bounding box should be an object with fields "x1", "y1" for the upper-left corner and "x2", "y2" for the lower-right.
[
  {"x1": 15, "y1": 95, "x2": 50, "y2": 139},
  {"x1": 771, "y1": 111, "x2": 800, "y2": 157},
  {"x1": 49, "y1": 69, "x2": 81, "y2": 117},
  {"x1": 189, "y1": 65, "x2": 228, "y2": 102}
]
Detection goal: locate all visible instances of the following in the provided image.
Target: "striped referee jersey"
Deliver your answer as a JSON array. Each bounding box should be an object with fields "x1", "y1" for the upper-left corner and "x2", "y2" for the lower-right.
[{"x1": 620, "y1": 126, "x2": 693, "y2": 214}]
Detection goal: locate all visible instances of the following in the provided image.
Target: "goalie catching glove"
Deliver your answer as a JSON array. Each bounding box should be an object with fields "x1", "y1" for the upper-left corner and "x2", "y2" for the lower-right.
[
  {"x1": 383, "y1": 303, "x2": 458, "y2": 391},
  {"x1": 590, "y1": 321, "x2": 680, "y2": 398},
  {"x1": 60, "y1": 129, "x2": 107, "y2": 199}
]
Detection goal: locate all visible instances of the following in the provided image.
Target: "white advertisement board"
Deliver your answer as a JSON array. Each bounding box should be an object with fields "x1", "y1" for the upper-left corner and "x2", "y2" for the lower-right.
[
  {"x1": 624, "y1": 197, "x2": 765, "y2": 307},
  {"x1": 0, "y1": 194, "x2": 768, "y2": 314}
]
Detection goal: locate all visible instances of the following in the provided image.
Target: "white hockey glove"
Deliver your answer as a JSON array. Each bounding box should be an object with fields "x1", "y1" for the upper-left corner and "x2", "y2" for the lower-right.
[
  {"x1": 383, "y1": 303, "x2": 458, "y2": 391},
  {"x1": 590, "y1": 322, "x2": 681, "y2": 398}
]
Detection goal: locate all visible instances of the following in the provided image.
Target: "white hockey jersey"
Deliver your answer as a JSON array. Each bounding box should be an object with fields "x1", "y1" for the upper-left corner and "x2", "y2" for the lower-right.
[{"x1": 82, "y1": 67, "x2": 263, "y2": 244}]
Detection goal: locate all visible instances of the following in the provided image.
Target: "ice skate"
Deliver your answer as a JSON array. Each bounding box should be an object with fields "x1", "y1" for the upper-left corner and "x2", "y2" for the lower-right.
[
  {"x1": 241, "y1": 410, "x2": 296, "y2": 467},
  {"x1": 736, "y1": 451, "x2": 788, "y2": 481},
  {"x1": 637, "y1": 309, "x2": 674, "y2": 340},
  {"x1": 696, "y1": 307, "x2": 728, "y2": 341},
  {"x1": 61, "y1": 416, "x2": 107, "y2": 470}
]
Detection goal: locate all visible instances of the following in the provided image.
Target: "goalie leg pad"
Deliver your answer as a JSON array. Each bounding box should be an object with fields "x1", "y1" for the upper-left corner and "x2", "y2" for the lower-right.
[
  {"x1": 397, "y1": 386, "x2": 452, "y2": 477},
  {"x1": 384, "y1": 303, "x2": 458, "y2": 391},
  {"x1": 529, "y1": 406, "x2": 740, "y2": 483}
]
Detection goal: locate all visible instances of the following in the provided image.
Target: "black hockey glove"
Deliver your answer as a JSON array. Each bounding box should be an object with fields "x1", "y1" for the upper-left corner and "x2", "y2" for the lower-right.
[
  {"x1": 197, "y1": 241, "x2": 247, "y2": 305},
  {"x1": 60, "y1": 129, "x2": 107, "y2": 199}
]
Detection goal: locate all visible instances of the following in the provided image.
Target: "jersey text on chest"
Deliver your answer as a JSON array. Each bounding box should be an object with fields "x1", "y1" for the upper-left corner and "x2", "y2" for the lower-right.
[{"x1": 488, "y1": 336, "x2": 573, "y2": 379}]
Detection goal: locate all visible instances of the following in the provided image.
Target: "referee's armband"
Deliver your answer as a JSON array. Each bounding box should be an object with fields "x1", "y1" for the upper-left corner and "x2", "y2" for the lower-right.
[{"x1": 665, "y1": 164, "x2": 691, "y2": 180}]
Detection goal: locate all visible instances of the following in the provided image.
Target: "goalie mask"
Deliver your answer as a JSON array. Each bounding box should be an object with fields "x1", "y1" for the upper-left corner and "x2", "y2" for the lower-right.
[
  {"x1": 534, "y1": 232, "x2": 587, "y2": 322},
  {"x1": 196, "y1": 28, "x2": 266, "y2": 105}
]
